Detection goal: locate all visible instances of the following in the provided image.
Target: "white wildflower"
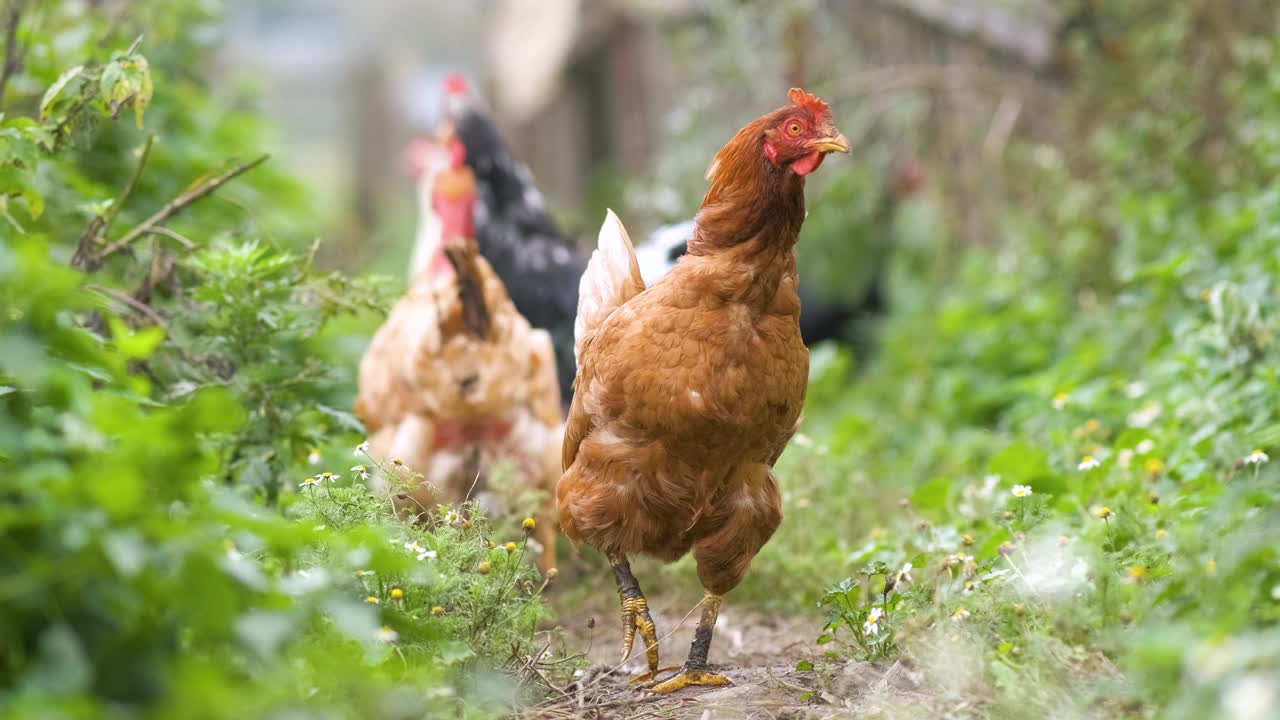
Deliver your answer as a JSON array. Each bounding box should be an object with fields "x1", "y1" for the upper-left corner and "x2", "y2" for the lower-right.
[
  {"x1": 315, "y1": 471, "x2": 340, "y2": 483},
  {"x1": 1077, "y1": 455, "x2": 1101, "y2": 471},
  {"x1": 351, "y1": 464, "x2": 370, "y2": 481},
  {"x1": 307, "y1": 448, "x2": 322, "y2": 465},
  {"x1": 299, "y1": 477, "x2": 320, "y2": 488},
  {"x1": 403, "y1": 541, "x2": 425, "y2": 554},
  {"x1": 1244, "y1": 449, "x2": 1269, "y2": 465},
  {"x1": 863, "y1": 607, "x2": 883, "y2": 636},
  {"x1": 951, "y1": 608, "x2": 970, "y2": 621},
  {"x1": 444, "y1": 510, "x2": 461, "y2": 525},
  {"x1": 896, "y1": 562, "x2": 913, "y2": 584},
  {"x1": 417, "y1": 548, "x2": 437, "y2": 561},
  {"x1": 1011, "y1": 484, "x2": 1032, "y2": 498},
  {"x1": 376, "y1": 626, "x2": 399, "y2": 643},
  {"x1": 1135, "y1": 439, "x2": 1155, "y2": 454},
  {"x1": 1124, "y1": 381, "x2": 1147, "y2": 398},
  {"x1": 354, "y1": 440, "x2": 369, "y2": 457},
  {"x1": 1127, "y1": 402, "x2": 1161, "y2": 428},
  {"x1": 1052, "y1": 392, "x2": 1069, "y2": 410}
]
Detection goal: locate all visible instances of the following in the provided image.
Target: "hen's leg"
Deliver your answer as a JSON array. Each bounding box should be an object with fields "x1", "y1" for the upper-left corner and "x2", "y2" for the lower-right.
[
  {"x1": 610, "y1": 554, "x2": 671, "y2": 681},
  {"x1": 650, "y1": 464, "x2": 781, "y2": 693},
  {"x1": 648, "y1": 593, "x2": 732, "y2": 692}
]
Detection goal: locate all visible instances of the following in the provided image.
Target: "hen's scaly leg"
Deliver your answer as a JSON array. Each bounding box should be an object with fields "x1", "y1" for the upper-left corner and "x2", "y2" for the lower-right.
[
  {"x1": 610, "y1": 554, "x2": 670, "y2": 681},
  {"x1": 648, "y1": 593, "x2": 733, "y2": 693}
]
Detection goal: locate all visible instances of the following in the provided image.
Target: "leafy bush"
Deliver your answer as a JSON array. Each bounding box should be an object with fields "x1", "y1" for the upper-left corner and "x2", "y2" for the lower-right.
[{"x1": 1, "y1": 3, "x2": 561, "y2": 717}]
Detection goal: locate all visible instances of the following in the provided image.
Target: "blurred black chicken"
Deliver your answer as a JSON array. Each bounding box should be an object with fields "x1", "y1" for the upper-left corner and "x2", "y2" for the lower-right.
[{"x1": 431, "y1": 74, "x2": 924, "y2": 404}]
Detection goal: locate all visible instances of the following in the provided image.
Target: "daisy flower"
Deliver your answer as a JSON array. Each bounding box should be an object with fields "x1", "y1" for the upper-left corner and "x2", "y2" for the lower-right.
[
  {"x1": 307, "y1": 448, "x2": 322, "y2": 465},
  {"x1": 1052, "y1": 392, "x2": 1070, "y2": 410},
  {"x1": 376, "y1": 626, "x2": 399, "y2": 643},
  {"x1": 863, "y1": 607, "x2": 883, "y2": 636},
  {"x1": 1077, "y1": 455, "x2": 1101, "y2": 471},
  {"x1": 896, "y1": 562, "x2": 913, "y2": 585},
  {"x1": 354, "y1": 440, "x2": 370, "y2": 457},
  {"x1": 951, "y1": 608, "x2": 970, "y2": 621},
  {"x1": 1094, "y1": 505, "x2": 1112, "y2": 520},
  {"x1": 1011, "y1": 484, "x2": 1032, "y2": 498},
  {"x1": 299, "y1": 477, "x2": 321, "y2": 488},
  {"x1": 351, "y1": 464, "x2": 370, "y2": 481},
  {"x1": 1244, "y1": 449, "x2": 1269, "y2": 465},
  {"x1": 1135, "y1": 439, "x2": 1155, "y2": 454}
]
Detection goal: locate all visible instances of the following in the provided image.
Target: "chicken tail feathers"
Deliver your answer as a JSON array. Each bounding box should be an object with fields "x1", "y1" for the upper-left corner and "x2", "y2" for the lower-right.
[
  {"x1": 444, "y1": 244, "x2": 491, "y2": 340},
  {"x1": 574, "y1": 209, "x2": 644, "y2": 367}
]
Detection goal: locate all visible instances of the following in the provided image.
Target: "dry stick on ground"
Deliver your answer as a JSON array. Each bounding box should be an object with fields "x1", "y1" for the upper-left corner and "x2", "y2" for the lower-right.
[{"x1": 89, "y1": 153, "x2": 270, "y2": 267}]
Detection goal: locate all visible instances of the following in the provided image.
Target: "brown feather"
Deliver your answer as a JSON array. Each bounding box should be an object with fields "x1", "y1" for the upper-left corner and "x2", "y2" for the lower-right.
[{"x1": 443, "y1": 243, "x2": 491, "y2": 340}]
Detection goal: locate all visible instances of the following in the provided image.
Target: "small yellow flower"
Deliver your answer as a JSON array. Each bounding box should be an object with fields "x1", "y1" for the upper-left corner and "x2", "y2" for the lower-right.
[
  {"x1": 961, "y1": 534, "x2": 974, "y2": 547},
  {"x1": 390, "y1": 588, "x2": 404, "y2": 600},
  {"x1": 951, "y1": 608, "x2": 970, "y2": 621},
  {"x1": 963, "y1": 580, "x2": 976, "y2": 593},
  {"x1": 365, "y1": 596, "x2": 380, "y2": 604},
  {"x1": 522, "y1": 517, "x2": 537, "y2": 531},
  {"x1": 391, "y1": 458, "x2": 405, "y2": 467},
  {"x1": 1126, "y1": 565, "x2": 1147, "y2": 583},
  {"x1": 1011, "y1": 484, "x2": 1032, "y2": 498},
  {"x1": 1094, "y1": 506, "x2": 1112, "y2": 520},
  {"x1": 1244, "y1": 449, "x2": 1269, "y2": 465},
  {"x1": 1200, "y1": 288, "x2": 1210, "y2": 301},
  {"x1": 1084, "y1": 419, "x2": 1100, "y2": 432},
  {"x1": 1053, "y1": 392, "x2": 1070, "y2": 410},
  {"x1": 431, "y1": 606, "x2": 445, "y2": 616},
  {"x1": 546, "y1": 567, "x2": 559, "y2": 578},
  {"x1": 504, "y1": 542, "x2": 518, "y2": 554},
  {"x1": 1155, "y1": 528, "x2": 1167, "y2": 539},
  {"x1": 477, "y1": 561, "x2": 491, "y2": 575},
  {"x1": 1205, "y1": 559, "x2": 1217, "y2": 575},
  {"x1": 1144, "y1": 458, "x2": 1164, "y2": 475}
]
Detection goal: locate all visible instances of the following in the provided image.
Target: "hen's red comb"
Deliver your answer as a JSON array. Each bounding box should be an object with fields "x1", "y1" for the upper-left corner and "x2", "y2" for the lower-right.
[
  {"x1": 443, "y1": 73, "x2": 468, "y2": 96},
  {"x1": 788, "y1": 87, "x2": 829, "y2": 117}
]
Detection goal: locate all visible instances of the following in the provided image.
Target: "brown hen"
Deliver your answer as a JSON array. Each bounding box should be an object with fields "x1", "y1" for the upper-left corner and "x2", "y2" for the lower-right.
[
  {"x1": 557, "y1": 88, "x2": 848, "y2": 692},
  {"x1": 356, "y1": 133, "x2": 562, "y2": 574}
]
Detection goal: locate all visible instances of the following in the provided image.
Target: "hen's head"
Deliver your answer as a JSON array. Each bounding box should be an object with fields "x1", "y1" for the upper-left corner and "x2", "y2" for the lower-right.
[{"x1": 760, "y1": 88, "x2": 850, "y2": 176}]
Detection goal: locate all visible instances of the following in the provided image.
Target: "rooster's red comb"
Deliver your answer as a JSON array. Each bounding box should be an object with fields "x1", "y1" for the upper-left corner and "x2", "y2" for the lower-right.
[
  {"x1": 443, "y1": 73, "x2": 468, "y2": 96},
  {"x1": 788, "y1": 87, "x2": 829, "y2": 117}
]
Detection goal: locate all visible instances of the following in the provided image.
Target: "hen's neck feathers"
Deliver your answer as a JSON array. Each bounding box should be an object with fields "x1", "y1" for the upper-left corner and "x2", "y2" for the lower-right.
[{"x1": 684, "y1": 112, "x2": 806, "y2": 309}]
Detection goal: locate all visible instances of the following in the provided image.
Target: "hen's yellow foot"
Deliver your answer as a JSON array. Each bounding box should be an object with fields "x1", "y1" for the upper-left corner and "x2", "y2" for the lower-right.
[
  {"x1": 648, "y1": 669, "x2": 733, "y2": 694},
  {"x1": 619, "y1": 596, "x2": 661, "y2": 673}
]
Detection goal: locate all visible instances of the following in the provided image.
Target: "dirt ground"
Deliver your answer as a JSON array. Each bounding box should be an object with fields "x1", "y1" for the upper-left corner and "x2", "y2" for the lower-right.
[{"x1": 514, "y1": 590, "x2": 924, "y2": 719}]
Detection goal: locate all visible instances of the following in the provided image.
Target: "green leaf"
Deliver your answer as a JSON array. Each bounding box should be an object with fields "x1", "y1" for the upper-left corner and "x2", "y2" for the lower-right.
[
  {"x1": 40, "y1": 65, "x2": 85, "y2": 119},
  {"x1": 108, "y1": 316, "x2": 167, "y2": 360},
  {"x1": 911, "y1": 476, "x2": 951, "y2": 512},
  {"x1": 795, "y1": 660, "x2": 814, "y2": 671}
]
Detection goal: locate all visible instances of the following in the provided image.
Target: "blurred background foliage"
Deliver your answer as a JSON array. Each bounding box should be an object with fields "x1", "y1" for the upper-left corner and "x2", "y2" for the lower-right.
[{"x1": 2, "y1": 0, "x2": 1279, "y2": 718}]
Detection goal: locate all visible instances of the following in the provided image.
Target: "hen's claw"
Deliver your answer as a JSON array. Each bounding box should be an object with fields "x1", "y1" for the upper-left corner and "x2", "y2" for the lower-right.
[
  {"x1": 648, "y1": 668, "x2": 733, "y2": 693},
  {"x1": 619, "y1": 596, "x2": 659, "y2": 672}
]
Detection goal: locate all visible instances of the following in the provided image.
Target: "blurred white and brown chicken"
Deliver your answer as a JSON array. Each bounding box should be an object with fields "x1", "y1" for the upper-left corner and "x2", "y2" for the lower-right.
[{"x1": 355, "y1": 131, "x2": 562, "y2": 574}]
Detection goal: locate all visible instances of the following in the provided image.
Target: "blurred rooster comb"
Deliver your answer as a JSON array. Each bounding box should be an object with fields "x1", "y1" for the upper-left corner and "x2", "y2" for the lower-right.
[
  {"x1": 788, "y1": 87, "x2": 829, "y2": 117},
  {"x1": 443, "y1": 73, "x2": 469, "y2": 96}
]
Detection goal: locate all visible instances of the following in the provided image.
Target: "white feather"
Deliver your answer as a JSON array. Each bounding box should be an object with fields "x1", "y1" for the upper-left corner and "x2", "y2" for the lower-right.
[
  {"x1": 573, "y1": 209, "x2": 644, "y2": 367},
  {"x1": 634, "y1": 219, "x2": 695, "y2": 287}
]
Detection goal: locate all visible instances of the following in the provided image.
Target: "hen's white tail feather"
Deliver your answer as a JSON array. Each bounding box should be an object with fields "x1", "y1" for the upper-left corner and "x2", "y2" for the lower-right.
[{"x1": 574, "y1": 209, "x2": 645, "y2": 367}]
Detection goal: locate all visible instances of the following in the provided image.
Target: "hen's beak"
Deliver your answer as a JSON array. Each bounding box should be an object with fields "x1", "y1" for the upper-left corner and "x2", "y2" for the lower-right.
[{"x1": 809, "y1": 133, "x2": 850, "y2": 154}]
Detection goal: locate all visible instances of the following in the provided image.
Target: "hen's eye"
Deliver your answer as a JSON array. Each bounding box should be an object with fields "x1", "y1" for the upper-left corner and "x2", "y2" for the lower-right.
[{"x1": 787, "y1": 122, "x2": 802, "y2": 136}]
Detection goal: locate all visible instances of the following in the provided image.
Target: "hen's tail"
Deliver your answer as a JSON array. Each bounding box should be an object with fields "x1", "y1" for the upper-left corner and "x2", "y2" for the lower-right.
[
  {"x1": 574, "y1": 210, "x2": 645, "y2": 367},
  {"x1": 443, "y1": 243, "x2": 491, "y2": 340}
]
